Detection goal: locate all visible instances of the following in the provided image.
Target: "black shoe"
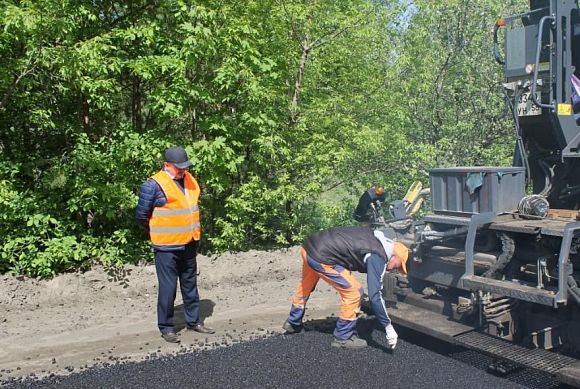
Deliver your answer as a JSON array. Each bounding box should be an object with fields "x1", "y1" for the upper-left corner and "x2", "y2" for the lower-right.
[
  {"x1": 161, "y1": 332, "x2": 180, "y2": 343},
  {"x1": 331, "y1": 334, "x2": 368, "y2": 349},
  {"x1": 187, "y1": 323, "x2": 215, "y2": 334},
  {"x1": 282, "y1": 320, "x2": 303, "y2": 334}
]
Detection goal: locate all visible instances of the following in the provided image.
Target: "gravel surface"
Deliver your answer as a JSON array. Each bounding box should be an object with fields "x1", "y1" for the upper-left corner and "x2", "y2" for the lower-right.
[
  {"x1": 4, "y1": 319, "x2": 564, "y2": 389},
  {"x1": 0, "y1": 249, "x2": 572, "y2": 388}
]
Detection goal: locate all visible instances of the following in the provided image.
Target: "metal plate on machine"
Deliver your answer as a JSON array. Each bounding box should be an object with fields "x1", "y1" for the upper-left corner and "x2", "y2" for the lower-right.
[
  {"x1": 517, "y1": 91, "x2": 542, "y2": 116},
  {"x1": 462, "y1": 275, "x2": 558, "y2": 306},
  {"x1": 388, "y1": 300, "x2": 580, "y2": 386},
  {"x1": 454, "y1": 331, "x2": 577, "y2": 374},
  {"x1": 489, "y1": 216, "x2": 569, "y2": 237}
]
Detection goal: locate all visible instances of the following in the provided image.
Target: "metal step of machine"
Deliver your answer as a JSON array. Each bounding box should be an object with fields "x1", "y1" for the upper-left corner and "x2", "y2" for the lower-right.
[{"x1": 387, "y1": 300, "x2": 580, "y2": 387}]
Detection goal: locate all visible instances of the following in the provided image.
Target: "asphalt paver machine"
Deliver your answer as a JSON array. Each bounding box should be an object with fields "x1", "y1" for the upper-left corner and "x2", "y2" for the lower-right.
[{"x1": 363, "y1": 1, "x2": 580, "y2": 385}]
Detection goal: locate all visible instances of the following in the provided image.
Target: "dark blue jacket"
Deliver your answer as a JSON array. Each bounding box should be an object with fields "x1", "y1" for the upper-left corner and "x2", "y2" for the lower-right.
[
  {"x1": 135, "y1": 176, "x2": 190, "y2": 251},
  {"x1": 136, "y1": 179, "x2": 166, "y2": 229}
]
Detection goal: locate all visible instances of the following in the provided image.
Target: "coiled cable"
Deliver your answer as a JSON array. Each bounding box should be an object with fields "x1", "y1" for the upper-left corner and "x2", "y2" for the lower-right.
[{"x1": 518, "y1": 194, "x2": 550, "y2": 218}]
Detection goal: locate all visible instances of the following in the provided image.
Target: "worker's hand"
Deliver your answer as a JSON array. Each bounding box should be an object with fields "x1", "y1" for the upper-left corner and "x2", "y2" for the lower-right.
[{"x1": 385, "y1": 324, "x2": 398, "y2": 350}]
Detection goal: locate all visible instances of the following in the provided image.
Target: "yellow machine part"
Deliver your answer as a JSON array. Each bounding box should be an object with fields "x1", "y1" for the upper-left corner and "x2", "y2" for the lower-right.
[{"x1": 403, "y1": 181, "x2": 429, "y2": 216}]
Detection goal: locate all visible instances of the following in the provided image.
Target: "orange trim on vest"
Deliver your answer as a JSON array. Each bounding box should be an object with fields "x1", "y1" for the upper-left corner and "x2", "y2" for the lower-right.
[{"x1": 149, "y1": 170, "x2": 201, "y2": 245}]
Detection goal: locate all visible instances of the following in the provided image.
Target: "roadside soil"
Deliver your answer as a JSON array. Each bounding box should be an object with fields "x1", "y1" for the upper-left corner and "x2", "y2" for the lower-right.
[{"x1": 0, "y1": 247, "x2": 343, "y2": 382}]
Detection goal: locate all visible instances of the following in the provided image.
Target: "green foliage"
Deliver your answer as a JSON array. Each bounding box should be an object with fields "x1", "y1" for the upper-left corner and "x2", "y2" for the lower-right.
[
  {"x1": 390, "y1": 0, "x2": 525, "y2": 168},
  {"x1": 0, "y1": 0, "x2": 525, "y2": 276}
]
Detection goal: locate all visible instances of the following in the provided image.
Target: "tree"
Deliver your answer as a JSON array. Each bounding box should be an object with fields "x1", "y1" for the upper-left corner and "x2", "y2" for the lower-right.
[
  {"x1": 391, "y1": 0, "x2": 527, "y2": 168},
  {"x1": 0, "y1": 0, "x2": 525, "y2": 276}
]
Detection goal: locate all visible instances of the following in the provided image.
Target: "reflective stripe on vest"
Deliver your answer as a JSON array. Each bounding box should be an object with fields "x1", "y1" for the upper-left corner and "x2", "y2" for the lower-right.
[{"x1": 149, "y1": 170, "x2": 201, "y2": 245}]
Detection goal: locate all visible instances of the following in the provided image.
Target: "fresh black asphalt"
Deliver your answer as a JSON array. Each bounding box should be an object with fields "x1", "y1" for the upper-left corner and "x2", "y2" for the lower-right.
[{"x1": 3, "y1": 318, "x2": 568, "y2": 389}]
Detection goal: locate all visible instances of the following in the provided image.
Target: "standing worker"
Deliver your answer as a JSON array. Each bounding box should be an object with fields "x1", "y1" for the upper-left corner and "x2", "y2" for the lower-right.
[
  {"x1": 283, "y1": 226, "x2": 408, "y2": 349},
  {"x1": 136, "y1": 146, "x2": 214, "y2": 343}
]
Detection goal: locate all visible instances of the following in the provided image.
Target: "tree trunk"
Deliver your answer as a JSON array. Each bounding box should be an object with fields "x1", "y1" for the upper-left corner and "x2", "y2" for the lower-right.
[
  {"x1": 289, "y1": 36, "x2": 310, "y2": 125},
  {"x1": 132, "y1": 76, "x2": 142, "y2": 132}
]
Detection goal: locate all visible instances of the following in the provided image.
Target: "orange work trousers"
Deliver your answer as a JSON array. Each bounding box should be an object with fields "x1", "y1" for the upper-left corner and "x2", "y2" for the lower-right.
[{"x1": 288, "y1": 247, "x2": 364, "y2": 339}]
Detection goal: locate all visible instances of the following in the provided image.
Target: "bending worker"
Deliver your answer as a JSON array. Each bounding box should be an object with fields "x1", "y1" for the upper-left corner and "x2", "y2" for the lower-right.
[{"x1": 283, "y1": 226, "x2": 409, "y2": 349}]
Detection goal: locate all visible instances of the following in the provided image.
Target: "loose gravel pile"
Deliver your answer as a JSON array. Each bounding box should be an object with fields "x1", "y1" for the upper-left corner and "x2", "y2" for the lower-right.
[{"x1": 4, "y1": 321, "x2": 562, "y2": 389}]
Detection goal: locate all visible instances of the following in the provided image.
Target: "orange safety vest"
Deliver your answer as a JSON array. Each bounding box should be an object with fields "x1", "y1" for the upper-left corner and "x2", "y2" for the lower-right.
[{"x1": 149, "y1": 170, "x2": 201, "y2": 246}]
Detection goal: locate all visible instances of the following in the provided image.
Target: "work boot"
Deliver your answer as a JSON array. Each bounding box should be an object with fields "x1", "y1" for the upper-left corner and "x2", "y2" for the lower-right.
[
  {"x1": 331, "y1": 334, "x2": 368, "y2": 349},
  {"x1": 161, "y1": 332, "x2": 180, "y2": 343},
  {"x1": 187, "y1": 323, "x2": 215, "y2": 334},
  {"x1": 282, "y1": 319, "x2": 303, "y2": 334}
]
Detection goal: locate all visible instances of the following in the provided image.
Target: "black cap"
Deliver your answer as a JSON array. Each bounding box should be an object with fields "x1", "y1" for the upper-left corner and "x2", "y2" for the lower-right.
[{"x1": 164, "y1": 146, "x2": 192, "y2": 169}]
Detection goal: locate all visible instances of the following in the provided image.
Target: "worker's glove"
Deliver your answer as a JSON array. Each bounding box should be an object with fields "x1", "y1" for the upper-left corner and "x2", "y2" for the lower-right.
[{"x1": 385, "y1": 324, "x2": 398, "y2": 350}]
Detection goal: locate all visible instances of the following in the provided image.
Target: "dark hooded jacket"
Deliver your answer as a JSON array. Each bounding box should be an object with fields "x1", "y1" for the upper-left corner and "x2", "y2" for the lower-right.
[{"x1": 302, "y1": 226, "x2": 387, "y2": 272}]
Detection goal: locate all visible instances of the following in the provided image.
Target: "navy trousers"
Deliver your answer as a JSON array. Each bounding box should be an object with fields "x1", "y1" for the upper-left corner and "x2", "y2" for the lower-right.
[{"x1": 154, "y1": 241, "x2": 200, "y2": 334}]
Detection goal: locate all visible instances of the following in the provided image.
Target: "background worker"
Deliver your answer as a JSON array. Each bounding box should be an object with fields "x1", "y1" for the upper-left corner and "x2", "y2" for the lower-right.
[
  {"x1": 353, "y1": 185, "x2": 386, "y2": 223},
  {"x1": 136, "y1": 146, "x2": 214, "y2": 343},
  {"x1": 282, "y1": 226, "x2": 408, "y2": 349}
]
